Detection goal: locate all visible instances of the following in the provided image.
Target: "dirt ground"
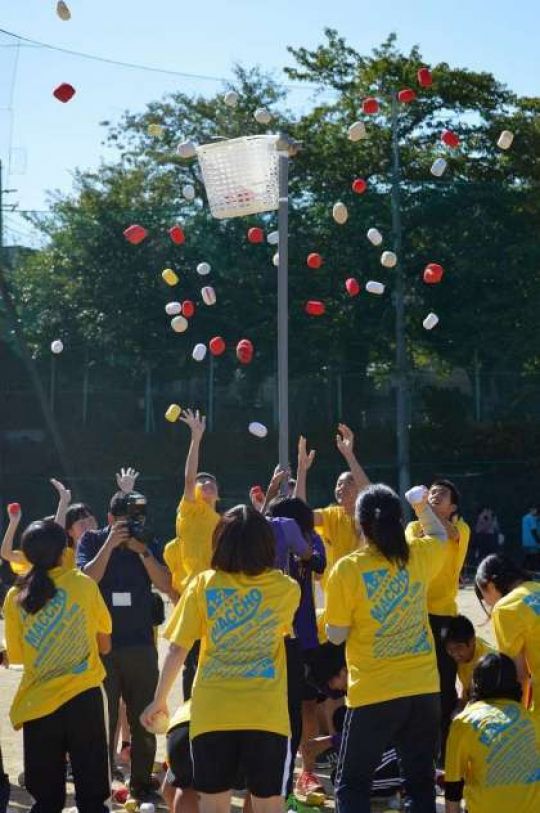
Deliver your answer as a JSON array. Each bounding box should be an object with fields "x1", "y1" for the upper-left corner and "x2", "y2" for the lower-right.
[{"x1": 0, "y1": 588, "x2": 489, "y2": 812}]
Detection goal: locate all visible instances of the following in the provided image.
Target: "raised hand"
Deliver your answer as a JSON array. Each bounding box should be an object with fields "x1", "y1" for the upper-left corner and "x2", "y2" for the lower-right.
[
  {"x1": 336, "y1": 423, "x2": 354, "y2": 457},
  {"x1": 7, "y1": 503, "x2": 22, "y2": 523},
  {"x1": 50, "y1": 478, "x2": 71, "y2": 504},
  {"x1": 297, "y1": 435, "x2": 316, "y2": 470},
  {"x1": 116, "y1": 467, "x2": 140, "y2": 494},
  {"x1": 266, "y1": 465, "x2": 289, "y2": 501},
  {"x1": 180, "y1": 408, "x2": 206, "y2": 441}
]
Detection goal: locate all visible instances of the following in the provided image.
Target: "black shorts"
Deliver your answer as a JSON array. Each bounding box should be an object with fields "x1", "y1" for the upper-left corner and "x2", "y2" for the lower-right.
[
  {"x1": 191, "y1": 730, "x2": 290, "y2": 798},
  {"x1": 300, "y1": 649, "x2": 325, "y2": 702},
  {"x1": 166, "y1": 723, "x2": 193, "y2": 789}
]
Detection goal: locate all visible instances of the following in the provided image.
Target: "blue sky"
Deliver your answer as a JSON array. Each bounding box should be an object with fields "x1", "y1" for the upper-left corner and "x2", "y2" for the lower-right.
[{"x1": 0, "y1": 0, "x2": 538, "y2": 245}]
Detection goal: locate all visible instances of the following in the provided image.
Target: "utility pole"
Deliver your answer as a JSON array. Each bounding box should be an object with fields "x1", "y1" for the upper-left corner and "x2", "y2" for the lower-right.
[
  {"x1": 0, "y1": 160, "x2": 74, "y2": 483},
  {"x1": 390, "y1": 97, "x2": 411, "y2": 495}
]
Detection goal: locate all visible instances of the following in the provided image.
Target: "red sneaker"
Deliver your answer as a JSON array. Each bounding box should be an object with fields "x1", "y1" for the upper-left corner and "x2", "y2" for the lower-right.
[{"x1": 295, "y1": 771, "x2": 324, "y2": 797}]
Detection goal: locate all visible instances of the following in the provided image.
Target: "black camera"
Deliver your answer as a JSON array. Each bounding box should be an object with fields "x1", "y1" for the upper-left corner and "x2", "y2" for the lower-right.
[{"x1": 125, "y1": 493, "x2": 149, "y2": 543}]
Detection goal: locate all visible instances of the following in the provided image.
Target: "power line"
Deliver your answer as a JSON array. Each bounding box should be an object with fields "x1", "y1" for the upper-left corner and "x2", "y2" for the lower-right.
[{"x1": 0, "y1": 27, "x2": 319, "y2": 92}]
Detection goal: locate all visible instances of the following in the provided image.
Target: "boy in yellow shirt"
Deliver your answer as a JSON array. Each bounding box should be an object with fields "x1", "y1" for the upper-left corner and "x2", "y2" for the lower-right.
[
  {"x1": 441, "y1": 614, "x2": 495, "y2": 703},
  {"x1": 295, "y1": 425, "x2": 369, "y2": 591},
  {"x1": 406, "y1": 478, "x2": 470, "y2": 760}
]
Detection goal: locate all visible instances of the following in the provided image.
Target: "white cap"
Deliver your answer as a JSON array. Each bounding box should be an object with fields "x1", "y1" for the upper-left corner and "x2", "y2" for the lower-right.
[
  {"x1": 196, "y1": 262, "x2": 211, "y2": 276},
  {"x1": 267, "y1": 230, "x2": 279, "y2": 246},
  {"x1": 348, "y1": 121, "x2": 367, "y2": 142},
  {"x1": 423, "y1": 312, "x2": 439, "y2": 330},
  {"x1": 139, "y1": 805, "x2": 155, "y2": 813},
  {"x1": 165, "y1": 302, "x2": 182, "y2": 316},
  {"x1": 177, "y1": 140, "x2": 197, "y2": 159},
  {"x1": 332, "y1": 202, "x2": 349, "y2": 225},
  {"x1": 182, "y1": 184, "x2": 195, "y2": 201},
  {"x1": 254, "y1": 107, "x2": 272, "y2": 125},
  {"x1": 366, "y1": 280, "x2": 385, "y2": 295},
  {"x1": 201, "y1": 286, "x2": 216, "y2": 306},
  {"x1": 224, "y1": 91, "x2": 239, "y2": 108},
  {"x1": 192, "y1": 343, "x2": 207, "y2": 362},
  {"x1": 51, "y1": 339, "x2": 64, "y2": 354},
  {"x1": 497, "y1": 130, "x2": 514, "y2": 150},
  {"x1": 249, "y1": 421, "x2": 268, "y2": 438},
  {"x1": 381, "y1": 251, "x2": 397, "y2": 268},
  {"x1": 367, "y1": 228, "x2": 383, "y2": 246},
  {"x1": 430, "y1": 157, "x2": 447, "y2": 177},
  {"x1": 171, "y1": 315, "x2": 189, "y2": 333},
  {"x1": 272, "y1": 252, "x2": 279, "y2": 267},
  {"x1": 405, "y1": 485, "x2": 428, "y2": 506}
]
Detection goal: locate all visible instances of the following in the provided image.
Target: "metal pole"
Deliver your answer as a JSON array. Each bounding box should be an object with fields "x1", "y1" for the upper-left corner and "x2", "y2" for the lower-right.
[
  {"x1": 0, "y1": 160, "x2": 75, "y2": 483},
  {"x1": 208, "y1": 353, "x2": 215, "y2": 431},
  {"x1": 390, "y1": 97, "x2": 410, "y2": 495},
  {"x1": 49, "y1": 354, "x2": 56, "y2": 413},
  {"x1": 277, "y1": 152, "x2": 289, "y2": 471}
]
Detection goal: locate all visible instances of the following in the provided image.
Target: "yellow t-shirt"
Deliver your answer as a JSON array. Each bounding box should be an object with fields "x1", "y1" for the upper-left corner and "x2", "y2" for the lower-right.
[
  {"x1": 405, "y1": 517, "x2": 470, "y2": 616},
  {"x1": 163, "y1": 538, "x2": 186, "y2": 596},
  {"x1": 325, "y1": 536, "x2": 447, "y2": 707},
  {"x1": 174, "y1": 496, "x2": 220, "y2": 593},
  {"x1": 9, "y1": 545, "x2": 76, "y2": 576},
  {"x1": 445, "y1": 699, "x2": 540, "y2": 813},
  {"x1": 492, "y1": 581, "x2": 540, "y2": 711},
  {"x1": 165, "y1": 568, "x2": 300, "y2": 739},
  {"x1": 315, "y1": 504, "x2": 358, "y2": 590},
  {"x1": 4, "y1": 566, "x2": 111, "y2": 729},
  {"x1": 457, "y1": 638, "x2": 495, "y2": 698}
]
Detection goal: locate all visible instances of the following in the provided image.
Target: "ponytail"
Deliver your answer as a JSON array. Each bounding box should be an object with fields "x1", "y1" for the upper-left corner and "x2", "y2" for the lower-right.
[
  {"x1": 17, "y1": 566, "x2": 58, "y2": 615},
  {"x1": 475, "y1": 554, "x2": 531, "y2": 598},
  {"x1": 16, "y1": 520, "x2": 67, "y2": 615},
  {"x1": 356, "y1": 484, "x2": 409, "y2": 568}
]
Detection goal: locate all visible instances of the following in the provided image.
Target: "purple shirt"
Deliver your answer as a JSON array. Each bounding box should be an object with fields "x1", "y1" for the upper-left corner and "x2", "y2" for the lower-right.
[
  {"x1": 270, "y1": 518, "x2": 326, "y2": 650},
  {"x1": 268, "y1": 516, "x2": 310, "y2": 572},
  {"x1": 289, "y1": 531, "x2": 326, "y2": 650}
]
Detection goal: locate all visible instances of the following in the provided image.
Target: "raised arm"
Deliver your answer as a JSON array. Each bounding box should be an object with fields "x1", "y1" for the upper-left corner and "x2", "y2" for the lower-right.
[
  {"x1": 51, "y1": 478, "x2": 71, "y2": 529},
  {"x1": 261, "y1": 465, "x2": 288, "y2": 513},
  {"x1": 179, "y1": 409, "x2": 206, "y2": 502},
  {"x1": 336, "y1": 424, "x2": 370, "y2": 492},
  {"x1": 294, "y1": 435, "x2": 316, "y2": 504},
  {"x1": 1, "y1": 504, "x2": 24, "y2": 565},
  {"x1": 405, "y1": 486, "x2": 448, "y2": 541},
  {"x1": 81, "y1": 523, "x2": 128, "y2": 583}
]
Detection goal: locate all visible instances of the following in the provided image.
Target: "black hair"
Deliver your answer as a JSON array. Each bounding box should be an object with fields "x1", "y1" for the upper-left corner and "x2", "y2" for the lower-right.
[
  {"x1": 475, "y1": 555, "x2": 531, "y2": 609},
  {"x1": 308, "y1": 643, "x2": 346, "y2": 693},
  {"x1": 109, "y1": 491, "x2": 129, "y2": 516},
  {"x1": 266, "y1": 496, "x2": 314, "y2": 535},
  {"x1": 65, "y1": 503, "x2": 94, "y2": 544},
  {"x1": 430, "y1": 478, "x2": 460, "y2": 517},
  {"x1": 356, "y1": 484, "x2": 409, "y2": 568},
  {"x1": 66, "y1": 502, "x2": 94, "y2": 531},
  {"x1": 16, "y1": 520, "x2": 67, "y2": 614},
  {"x1": 470, "y1": 653, "x2": 522, "y2": 704},
  {"x1": 212, "y1": 504, "x2": 275, "y2": 575},
  {"x1": 441, "y1": 614, "x2": 475, "y2": 646}
]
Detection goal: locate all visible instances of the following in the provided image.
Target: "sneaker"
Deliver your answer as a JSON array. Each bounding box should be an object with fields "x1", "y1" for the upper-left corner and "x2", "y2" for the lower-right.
[
  {"x1": 295, "y1": 771, "x2": 324, "y2": 798},
  {"x1": 129, "y1": 786, "x2": 161, "y2": 804},
  {"x1": 315, "y1": 747, "x2": 338, "y2": 767}
]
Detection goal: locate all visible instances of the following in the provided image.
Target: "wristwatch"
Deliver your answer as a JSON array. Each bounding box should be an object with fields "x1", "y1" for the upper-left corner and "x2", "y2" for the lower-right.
[{"x1": 139, "y1": 549, "x2": 151, "y2": 560}]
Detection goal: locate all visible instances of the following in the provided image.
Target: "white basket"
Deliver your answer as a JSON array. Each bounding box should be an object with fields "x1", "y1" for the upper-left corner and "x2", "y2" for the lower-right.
[{"x1": 196, "y1": 135, "x2": 280, "y2": 219}]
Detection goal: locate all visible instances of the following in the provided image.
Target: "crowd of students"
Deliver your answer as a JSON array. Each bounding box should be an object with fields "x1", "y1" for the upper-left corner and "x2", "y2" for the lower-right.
[{"x1": 1, "y1": 412, "x2": 540, "y2": 813}]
